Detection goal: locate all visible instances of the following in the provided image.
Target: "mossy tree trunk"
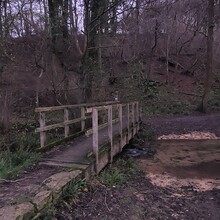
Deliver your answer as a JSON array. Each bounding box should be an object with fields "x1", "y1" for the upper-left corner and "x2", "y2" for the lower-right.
[
  {"x1": 198, "y1": 0, "x2": 214, "y2": 113},
  {"x1": 48, "y1": 0, "x2": 70, "y2": 104},
  {"x1": 82, "y1": 0, "x2": 120, "y2": 102},
  {"x1": 83, "y1": 0, "x2": 102, "y2": 102}
]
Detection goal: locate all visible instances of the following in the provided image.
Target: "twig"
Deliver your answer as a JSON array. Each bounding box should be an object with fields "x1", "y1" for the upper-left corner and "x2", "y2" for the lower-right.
[
  {"x1": 41, "y1": 176, "x2": 51, "y2": 185},
  {"x1": 104, "y1": 190, "x2": 111, "y2": 212},
  {"x1": 0, "y1": 177, "x2": 30, "y2": 184},
  {"x1": 180, "y1": 92, "x2": 202, "y2": 97}
]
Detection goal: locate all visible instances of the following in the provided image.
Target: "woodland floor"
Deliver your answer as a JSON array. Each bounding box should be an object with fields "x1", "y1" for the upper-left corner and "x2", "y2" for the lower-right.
[{"x1": 56, "y1": 113, "x2": 220, "y2": 220}]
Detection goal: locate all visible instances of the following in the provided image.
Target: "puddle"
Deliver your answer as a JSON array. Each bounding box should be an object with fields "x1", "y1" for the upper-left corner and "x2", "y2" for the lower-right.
[{"x1": 165, "y1": 161, "x2": 220, "y2": 179}]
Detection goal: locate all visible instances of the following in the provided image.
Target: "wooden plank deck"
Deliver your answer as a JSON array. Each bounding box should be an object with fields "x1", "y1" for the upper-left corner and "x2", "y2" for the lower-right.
[{"x1": 40, "y1": 119, "x2": 137, "y2": 167}]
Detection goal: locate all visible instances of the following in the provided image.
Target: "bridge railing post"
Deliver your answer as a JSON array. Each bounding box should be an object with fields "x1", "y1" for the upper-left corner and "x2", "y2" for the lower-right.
[
  {"x1": 39, "y1": 112, "x2": 46, "y2": 148},
  {"x1": 92, "y1": 107, "x2": 99, "y2": 172},
  {"x1": 139, "y1": 103, "x2": 143, "y2": 122},
  {"x1": 64, "y1": 108, "x2": 69, "y2": 138},
  {"x1": 118, "y1": 104, "x2": 123, "y2": 151},
  {"x1": 108, "y1": 105, "x2": 113, "y2": 163},
  {"x1": 127, "y1": 103, "x2": 130, "y2": 142},
  {"x1": 136, "y1": 102, "x2": 139, "y2": 130},
  {"x1": 132, "y1": 102, "x2": 135, "y2": 135},
  {"x1": 81, "y1": 107, "x2": 85, "y2": 131}
]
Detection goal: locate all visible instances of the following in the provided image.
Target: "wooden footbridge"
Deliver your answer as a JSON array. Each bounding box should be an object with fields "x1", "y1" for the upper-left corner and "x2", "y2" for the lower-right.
[
  {"x1": 0, "y1": 101, "x2": 142, "y2": 219},
  {"x1": 35, "y1": 101, "x2": 142, "y2": 173}
]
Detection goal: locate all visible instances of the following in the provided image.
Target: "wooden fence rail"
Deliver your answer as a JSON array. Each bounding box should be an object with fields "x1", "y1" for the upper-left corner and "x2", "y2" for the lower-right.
[
  {"x1": 35, "y1": 101, "x2": 142, "y2": 157},
  {"x1": 35, "y1": 101, "x2": 119, "y2": 148}
]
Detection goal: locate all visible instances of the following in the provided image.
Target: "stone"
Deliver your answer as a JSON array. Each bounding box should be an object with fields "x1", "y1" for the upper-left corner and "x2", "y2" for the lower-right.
[
  {"x1": 45, "y1": 170, "x2": 82, "y2": 193},
  {"x1": 0, "y1": 202, "x2": 35, "y2": 220}
]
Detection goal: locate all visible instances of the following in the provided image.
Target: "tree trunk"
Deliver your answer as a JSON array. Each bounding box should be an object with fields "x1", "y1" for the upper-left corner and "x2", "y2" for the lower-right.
[
  {"x1": 198, "y1": 0, "x2": 214, "y2": 113},
  {"x1": 166, "y1": 35, "x2": 170, "y2": 84},
  {"x1": 0, "y1": 0, "x2": 3, "y2": 39},
  {"x1": 30, "y1": 0, "x2": 35, "y2": 32},
  {"x1": 48, "y1": 0, "x2": 57, "y2": 53},
  {"x1": 148, "y1": 20, "x2": 159, "y2": 80},
  {"x1": 83, "y1": 0, "x2": 100, "y2": 102},
  {"x1": 3, "y1": 0, "x2": 9, "y2": 37},
  {"x1": 136, "y1": 0, "x2": 140, "y2": 33},
  {"x1": 43, "y1": 0, "x2": 49, "y2": 32},
  {"x1": 69, "y1": 0, "x2": 83, "y2": 55},
  {"x1": 62, "y1": 0, "x2": 69, "y2": 40},
  {"x1": 110, "y1": 0, "x2": 117, "y2": 34},
  {"x1": 83, "y1": 0, "x2": 90, "y2": 53},
  {"x1": 88, "y1": 0, "x2": 99, "y2": 57}
]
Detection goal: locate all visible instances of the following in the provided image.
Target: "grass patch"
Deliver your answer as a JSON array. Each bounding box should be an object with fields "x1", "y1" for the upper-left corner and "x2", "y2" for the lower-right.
[
  {"x1": 99, "y1": 158, "x2": 137, "y2": 188},
  {"x1": 0, "y1": 150, "x2": 40, "y2": 179},
  {"x1": 61, "y1": 179, "x2": 86, "y2": 203},
  {"x1": 114, "y1": 158, "x2": 136, "y2": 172},
  {"x1": 99, "y1": 169, "x2": 126, "y2": 187}
]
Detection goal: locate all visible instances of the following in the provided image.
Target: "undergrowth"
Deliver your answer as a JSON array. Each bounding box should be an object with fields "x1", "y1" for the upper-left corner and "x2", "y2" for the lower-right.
[
  {"x1": 123, "y1": 65, "x2": 194, "y2": 115},
  {"x1": 0, "y1": 125, "x2": 40, "y2": 152},
  {"x1": 138, "y1": 130, "x2": 155, "y2": 141},
  {"x1": 209, "y1": 89, "x2": 220, "y2": 111},
  {"x1": 0, "y1": 122, "x2": 41, "y2": 180},
  {"x1": 141, "y1": 87, "x2": 192, "y2": 116},
  {"x1": 60, "y1": 179, "x2": 86, "y2": 203},
  {"x1": 0, "y1": 150, "x2": 40, "y2": 179},
  {"x1": 99, "y1": 169, "x2": 126, "y2": 187},
  {"x1": 99, "y1": 158, "x2": 137, "y2": 188}
]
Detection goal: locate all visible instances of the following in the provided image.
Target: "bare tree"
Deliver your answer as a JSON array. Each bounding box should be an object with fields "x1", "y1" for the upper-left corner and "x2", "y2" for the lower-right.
[{"x1": 198, "y1": 0, "x2": 215, "y2": 112}]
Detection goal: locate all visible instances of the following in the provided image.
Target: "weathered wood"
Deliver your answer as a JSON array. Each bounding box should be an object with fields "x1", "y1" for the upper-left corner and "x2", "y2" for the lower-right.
[
  {"x1": 81, "y1": 107, "x2": 85, "y2": 131},
  {"x1": 36, "y1": 130, "x2": 87, "y2": 152},
  {"x1": 118, "y1": 104, "x2": 123, "y2": 151},
  {"x1": 35, "y1": 101, "x2": 141, "y2": 159},
  {"x1": 127, "y1": 104, "x2": 130, "y2": 136},
  {"x1": 140, "y1": 103, "x2": 143, "y2": 121},
  {"x1": 132, "y1": 103, "x2": 135, "y2": 136},
  {"x1": 64, "y1": 108, "x2": 69, "y2": 138},
  {"x1": 108, "y1": 106, "x2": 113, "y2": 163},
  {"x1": 39, "y1": 112, "x2": 46, "y2": 147},
  {"x1": 86, "y1": 103, "x2": 119, "y2": 113},
  {"x1": 132, "y1": 103, "x2": 135, "y2": 126},
  {"x1": 36, "y1": 116, "x2": 91, "y2": 132},
  {"x1": 136, "y1": 102, "x2": 140, "y2": 130},
  {"x1": 35, "y1": 101, "x2": 119, "y2": 113},
  {"x1": 85, "y1": 118, "x2": 119, "y2": 136},
  {"x1": 92, "y1": 108, "x2": 99, "y2": 172}
]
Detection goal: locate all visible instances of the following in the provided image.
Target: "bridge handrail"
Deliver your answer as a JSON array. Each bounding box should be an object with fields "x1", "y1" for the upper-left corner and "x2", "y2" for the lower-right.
[
  {"x1": 35, "y1": 101, "x2": 119, "y2": 113},
  {"x1": 35, "y1": 101, "x2": 142, "y2": 151}
]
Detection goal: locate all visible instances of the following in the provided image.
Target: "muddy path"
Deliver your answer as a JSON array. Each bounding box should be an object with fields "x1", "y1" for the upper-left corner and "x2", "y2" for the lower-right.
[{"x1": 140, "y1": 114, "x2": 220, "y2": 192}]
